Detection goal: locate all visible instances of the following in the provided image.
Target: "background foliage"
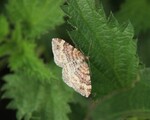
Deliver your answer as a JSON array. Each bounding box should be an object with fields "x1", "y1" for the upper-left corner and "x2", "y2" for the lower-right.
[{"x1": 0, "y1": 0, "x2": 150, "y2": 120}]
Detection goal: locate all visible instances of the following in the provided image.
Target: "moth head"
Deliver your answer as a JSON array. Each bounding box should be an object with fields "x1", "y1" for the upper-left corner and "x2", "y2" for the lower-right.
[{"x1": 52, "y1": 38, "x2": 65, "y2": 51}]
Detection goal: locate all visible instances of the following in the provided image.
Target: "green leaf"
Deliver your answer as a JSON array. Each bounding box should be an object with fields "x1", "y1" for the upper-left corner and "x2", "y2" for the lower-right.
[
  {"x1": 7, "y1": 0, "x2": 64, "y2": 38},
  {"x1": 91, "y1": 68, "x2": 150, "y2": 120},
  {"x1": 5, "y1": 24, "x2": 51, "y2": 82},
  {"x1": 1, "y1": 23, "x2": 73, "y2": 119},
  {"x1": 115, "y1": 0, "x2": 150, "y2": 34},
  {"x1": 2, "y1": 62, "x2": 72, "y2": 120},
  {"x1": 62, "y1": 0, "x2": 139, "y2": 98},
  {"x1": 0, "y1": 15, "x2": 9, "y2": 40},
  {"x1": 2, "y1": 72, "x2": 46, "y2": 120}
]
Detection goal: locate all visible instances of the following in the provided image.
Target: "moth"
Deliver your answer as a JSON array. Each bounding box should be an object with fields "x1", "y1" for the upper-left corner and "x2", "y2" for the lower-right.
[{"x1": 52, "y1": 38, "x2": 91, "y2": 97}]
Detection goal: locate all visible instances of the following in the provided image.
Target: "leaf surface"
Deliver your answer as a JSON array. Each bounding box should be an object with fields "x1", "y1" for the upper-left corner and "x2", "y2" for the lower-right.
[{"x1": 62, "y1": 0, "x2": 139, "y2": 98}]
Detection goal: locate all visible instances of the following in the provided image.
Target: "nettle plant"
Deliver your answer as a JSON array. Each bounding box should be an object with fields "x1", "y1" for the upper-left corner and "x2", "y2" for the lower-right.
[{"x1": 0, "y1": 0, "x2": 150, "y2": 120}]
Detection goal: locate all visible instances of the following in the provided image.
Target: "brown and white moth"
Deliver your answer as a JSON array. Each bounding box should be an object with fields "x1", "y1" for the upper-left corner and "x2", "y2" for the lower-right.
[{"x1": 52, "y1": 38, "x2": 91, "y2": 97}]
